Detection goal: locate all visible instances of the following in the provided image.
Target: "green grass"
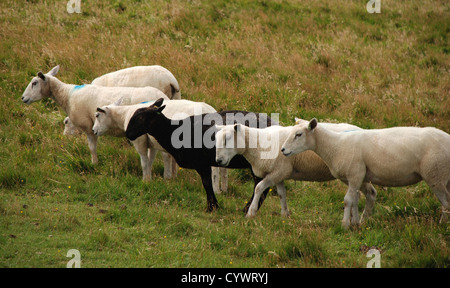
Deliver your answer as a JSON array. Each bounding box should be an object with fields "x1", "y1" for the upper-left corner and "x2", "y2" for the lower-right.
[{"x1": 0, "y1": 0, "x2": 449, "y2": 267}]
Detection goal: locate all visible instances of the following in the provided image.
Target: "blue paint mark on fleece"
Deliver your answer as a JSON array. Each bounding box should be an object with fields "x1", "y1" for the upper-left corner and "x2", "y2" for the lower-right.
[
  {"x1": 343, "y1": 129, "x2": 359, "y2": 133},
  {"x1": 73, "y1": 84, "x2": 86, "y2": 91},
  {"x1": 139, "y1": 100, "x2": 156, "y2": 105}
]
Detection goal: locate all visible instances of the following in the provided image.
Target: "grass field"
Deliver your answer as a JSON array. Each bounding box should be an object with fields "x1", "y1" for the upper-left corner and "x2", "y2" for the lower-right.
[{"x1": 0, "y1": 0, "x2": 449, "y2": 268}]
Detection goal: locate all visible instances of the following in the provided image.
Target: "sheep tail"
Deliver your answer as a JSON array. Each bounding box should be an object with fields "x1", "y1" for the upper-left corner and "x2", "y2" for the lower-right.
[{"x1": 171, "y1": 84, "x2": 181, "y2": 99}]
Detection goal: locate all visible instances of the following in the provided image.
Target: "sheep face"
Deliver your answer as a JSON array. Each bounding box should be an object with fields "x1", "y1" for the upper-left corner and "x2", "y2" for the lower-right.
[
  {"x1": 92, "y1": 107, "x2": 114, "y2": 136},
  {"x1": 126, "y1": 98, "x2": 166, "y2": 141},
  {"x1": 215, "y1": 124, "x2": 245, "y2": 167},
  {"x1": 22, "y1": 66, "x2": 59, "y2": 104},
  {"x1": 281, "y1": 118, "x2": 318, "y2": 157},
  {"x1": 22, "y1": 75, "x2": 49, "y2": 104},
  {"x1": 63, "y1": 117, "x2": 82, "y2": 136}
]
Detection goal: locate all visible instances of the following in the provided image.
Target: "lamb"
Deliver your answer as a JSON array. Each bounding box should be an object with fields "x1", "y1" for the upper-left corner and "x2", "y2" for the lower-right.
[
  {"x1": 281, "y1": 118, "x2": 450, "y2": 228},
  {"x1": 63, "y1": 117, "x2": 82, "y2": 136},
  {"x1": 125, "y1": 99, "x2": 276, "y2": 212},
  {"x1": 92, "y1": 99, "x2": 226, "y2": 188},
  {"x1": 21, "y1": 65, "x2": 169, "y2": 164},
  {"x1": 215, "y1": 119, "x2": 377, "y2": 219},
  {"x1": 91, "y1": 65, "x2": 181, "y2": 99}
]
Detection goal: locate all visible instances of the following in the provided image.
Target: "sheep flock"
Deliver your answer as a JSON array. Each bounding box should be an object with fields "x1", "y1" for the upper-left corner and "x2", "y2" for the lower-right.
[{"x1": 22, "y1": 65, "x2": 450, "y2": 229}]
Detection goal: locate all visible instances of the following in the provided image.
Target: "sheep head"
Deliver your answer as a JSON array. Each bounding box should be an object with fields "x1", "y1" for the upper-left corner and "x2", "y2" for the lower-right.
[
  {"x1": 63, "y1": 117, "x2": 82, "y2": 136},
  {"x1": 92, "y1": 106, "x2": 113, "y2": 136},
  {"x1": 281, "y1": 118, "x2": 317, "y2": 157},
  {"x1": 22, "y1": 65, "x2": 59, "y2": 104},
  {"x1": 125, "y1": 98, "x2": 166, "y2": 141},
  {"x1": 215, "y1": 123, "x2": 246, "y2": 167}
]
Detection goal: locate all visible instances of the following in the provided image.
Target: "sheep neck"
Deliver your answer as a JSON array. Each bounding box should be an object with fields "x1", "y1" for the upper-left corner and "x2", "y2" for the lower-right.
[
  {"x1": 237, "y1": 126, "x2": 262, "y2": 165},
  {"x1": 47, "y1": 76, "x2": 74, "y2": 114},
  {"x1": 312, "y1": 126, "x2": 341, "y2": 167},
  {"x1": 147, "y1": 115, "x2": 178, "y2": 153},
  {"x1": 113, "y1": 106, "x2": 131, "y2": 132}
]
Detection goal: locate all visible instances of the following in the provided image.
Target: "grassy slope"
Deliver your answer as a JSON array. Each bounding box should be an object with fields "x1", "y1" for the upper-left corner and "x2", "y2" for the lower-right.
[{"x1": 0, "y1": 0, "x2": 448, "y2": 267}]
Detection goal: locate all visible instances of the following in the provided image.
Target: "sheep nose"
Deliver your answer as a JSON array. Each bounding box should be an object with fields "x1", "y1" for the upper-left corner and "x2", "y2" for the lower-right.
[{"x1": 281, "y1": 148, "x2": 285, "y2": 153}]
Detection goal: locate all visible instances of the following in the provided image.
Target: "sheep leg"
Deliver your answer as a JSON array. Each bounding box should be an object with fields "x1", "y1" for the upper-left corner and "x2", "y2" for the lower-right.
[
  {"x1": 171, "y1": 156, "x2": 178, "y2": 179},
  {"x1": 276, "y1": 182, "x2": 290, "y2": 217},
  {"x1": 86, "y1": 133, "x2": 98, "y2": 164},
  {"x1": 243, "y1": 174, "x2": 270, "y2": 214},
  {"x1": 220, "y1": 167, "x2": 228, "y2": 193},
  {"x1": 212, "y1": 166, "x2": 220, "y2": 194},
  {"x1": 132, "y1": 138, "x2": 153, "y2": 182},
  {"x1": 148, "y1": 148, "x2": 157, "y2": 172},
  {"x1": 246, "y1": 178, "x2": 273, "y2": 218},
  {"x1": 429, "y1": 182, "x2": 450, "y2": 223},
  {"x1": 342, "y1": 184, "x2": 361, "y2": 229},
  {"x1": 360, "y1": 183, "x2": 377, "y2": 222},
  {"x1": 198, "y1": 167, "x2": 219, "y2": 212},
  {"x1": 162, "y1": 152, "x2": 173, "y2": 179}
]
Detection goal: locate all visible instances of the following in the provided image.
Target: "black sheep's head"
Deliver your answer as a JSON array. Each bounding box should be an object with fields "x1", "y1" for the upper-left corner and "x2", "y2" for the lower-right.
[{"x1": 125, "y1": 98, "x2": 166, "y2": 141}]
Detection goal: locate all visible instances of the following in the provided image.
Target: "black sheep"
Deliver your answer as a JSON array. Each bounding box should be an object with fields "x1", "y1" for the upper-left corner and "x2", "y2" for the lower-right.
[{"x1": 125, "y1": 98, "x2": 276, "y2": 212}]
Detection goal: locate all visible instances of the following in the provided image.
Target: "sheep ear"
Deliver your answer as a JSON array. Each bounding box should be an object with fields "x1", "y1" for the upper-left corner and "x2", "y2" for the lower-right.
[
  {"x1": 37, "y1": 72, "x2": 46, "y2": 81},
  {"x1": 48, "y1": 65, "x2": 60, "y2": 76},
  {"x1": 112, "y1": 96, "x2": 124, "y2": 106},
  {"x1": 153, "y1": 98, "x2": 165, "y2": 108},
  {"x1": 308, "y1": 118, "x2": 318, "y2": 131},
  {"x1": 156, "y1": 105, "x2": 166, "y2": 114},
  {"x1": 96, "y1": 107, "x2": 106, "y2": 114}
]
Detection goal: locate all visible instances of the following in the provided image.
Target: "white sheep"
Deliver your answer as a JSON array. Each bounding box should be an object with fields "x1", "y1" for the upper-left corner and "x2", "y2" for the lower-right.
[
  {"x1": 91, "y1": 65, "x2": 181, "y2": 100},
  {"x1": 92, "y1": 98, "x2": 227, "y2": 192},
  {"x1": 66, "y1": 65, "x2": 180, "y2": 176},
  {"x1": 63, "y1": 117, "x2": 82, "y2": 136},
  {"x1": 215, "y1": 119, "x2": 377, "y2": 218},
  {"x1": 64, "y1": 65, "x2": 181, "y2": 137},
  {"x1": 281, "y1": 118, "x2": 450, "y2": 228},
  {"x1": 21, "y1": 65, "x2": 169, "y2": 164}
]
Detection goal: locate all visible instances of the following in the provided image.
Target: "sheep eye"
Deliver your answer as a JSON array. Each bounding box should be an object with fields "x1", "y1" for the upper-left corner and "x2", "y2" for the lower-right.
[
  {"x1": 295, "y1": 133, "x2": 302, "y2": 139},
  {"x1": 32, "y1": 81, "x2": 37, "y2": 87}
]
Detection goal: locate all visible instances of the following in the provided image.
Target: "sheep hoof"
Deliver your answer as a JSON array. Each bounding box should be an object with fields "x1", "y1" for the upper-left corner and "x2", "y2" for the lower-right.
[
  {"x1": 439, "y1": 208, "x2": 449, "y2": 224},
  {"x1": 341, "y1": 221, "x2": 351, "y2": 230},
  {"x1": 281, "y1": 211, "x2": 291, "y2": 218},
  {"x1": 206, "y1": 203, "x2": 219, "y2": 213}
]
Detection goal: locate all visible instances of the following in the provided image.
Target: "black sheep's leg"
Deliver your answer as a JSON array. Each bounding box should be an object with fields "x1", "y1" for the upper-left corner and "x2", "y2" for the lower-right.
[
  {"x1": 243, "y1": 173, "x2": 271, "y2": 214},
  {"x1": 197, "y1": 167, "x2": 219, "y2": 212}
]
